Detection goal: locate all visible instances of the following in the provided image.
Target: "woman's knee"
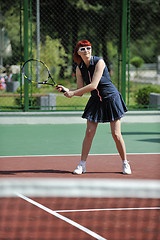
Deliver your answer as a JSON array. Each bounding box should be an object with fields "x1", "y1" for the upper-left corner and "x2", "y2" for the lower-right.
[
  {"x1": 85, "y1": 127, "x2": 96, "y2": 139},
  {"x1": 112, "y1": 131, "x2": 122, "y2": 141},
  {"x1": 85, "y1": 122, "x2": 97, "y2": 139},
  {"x1": 110, "y1": 120, "x2": 122, "y2": 141}
]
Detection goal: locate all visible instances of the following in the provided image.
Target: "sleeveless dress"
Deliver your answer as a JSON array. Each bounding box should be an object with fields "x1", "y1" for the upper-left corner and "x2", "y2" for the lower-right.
[{"x1": 79, "y1": 56, "x2": 127, "y2": 122}]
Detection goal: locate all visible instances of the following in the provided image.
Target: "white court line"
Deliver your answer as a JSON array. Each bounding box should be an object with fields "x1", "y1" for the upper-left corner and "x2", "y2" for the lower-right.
[
  {"x1": 56, "y1": 207, "x2": 160, "y2": 213},
  {"x1": 0, "y1": 153, "x2": 160, "y2": 158},
  {"x1": 16, "y1": 192, "x2": 107, "y2": 240}
]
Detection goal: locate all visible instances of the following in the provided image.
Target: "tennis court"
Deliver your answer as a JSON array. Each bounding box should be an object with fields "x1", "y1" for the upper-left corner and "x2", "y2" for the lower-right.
[
  {"x1": 1, "y1": 0, "x2": 160, "y2": 238},
  {"x1": 0, "y1": 112, "x2": 160, "y2": 239}
]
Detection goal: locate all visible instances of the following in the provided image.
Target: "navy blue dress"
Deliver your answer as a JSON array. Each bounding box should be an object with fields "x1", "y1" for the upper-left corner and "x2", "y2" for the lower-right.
[{"x1": 79, "y1": 56, "x2": 127, "y2": 122}]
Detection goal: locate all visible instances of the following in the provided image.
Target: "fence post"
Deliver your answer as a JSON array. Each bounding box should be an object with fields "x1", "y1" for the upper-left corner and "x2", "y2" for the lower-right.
[
  {"x1": 24, "y1": 0, "x2": 29, "y2": 111},
  {"x1": 121, "y1": 0, "x2": 127, "y2": 102}
]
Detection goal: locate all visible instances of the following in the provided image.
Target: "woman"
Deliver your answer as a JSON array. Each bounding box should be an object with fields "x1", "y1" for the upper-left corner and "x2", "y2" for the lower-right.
[{"x1": 56, "y1": 40, "x2": 131, "y2": 175}]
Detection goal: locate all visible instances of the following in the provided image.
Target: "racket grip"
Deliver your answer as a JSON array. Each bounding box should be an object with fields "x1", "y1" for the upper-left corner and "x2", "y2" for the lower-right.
[
  {"x1": 61, "y1": 88, "x2": 66, "y2": 93},
  {"x1": 56, "y1": 85, "x2": 66, "y2": 93}
]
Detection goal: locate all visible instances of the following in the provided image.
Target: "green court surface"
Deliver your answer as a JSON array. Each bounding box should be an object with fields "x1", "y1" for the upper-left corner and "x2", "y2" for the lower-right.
[{"x1": 0, "y1": 123, "x2": 160, "y2": 156}]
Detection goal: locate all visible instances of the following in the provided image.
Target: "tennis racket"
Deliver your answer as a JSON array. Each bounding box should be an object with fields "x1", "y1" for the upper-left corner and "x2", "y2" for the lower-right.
[{"x1": 22, "y1": 59, "x2": 65, "y2": 92}]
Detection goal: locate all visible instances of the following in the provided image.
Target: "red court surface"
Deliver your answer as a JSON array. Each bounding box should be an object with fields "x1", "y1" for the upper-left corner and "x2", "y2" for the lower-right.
[
  {"x1": 0, "y1": 196, "x2": 159, "y2": 240},
  {"x1": 0, "y1": 154, "x2": 160, "y2": 179},
  {"x1": 0, "y1": 154, "x2": 160, "y2": 240}
]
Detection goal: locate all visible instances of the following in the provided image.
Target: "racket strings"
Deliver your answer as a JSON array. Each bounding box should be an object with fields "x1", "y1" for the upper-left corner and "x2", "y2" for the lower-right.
[{"x1": 23, "y1": 60, "x2": 49, "y2": 84}]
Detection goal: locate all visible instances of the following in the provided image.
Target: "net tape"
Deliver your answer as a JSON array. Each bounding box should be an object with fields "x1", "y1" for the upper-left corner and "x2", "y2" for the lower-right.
[{"x1": 0, "y1": 178, "x2": 160, "y2": 198}]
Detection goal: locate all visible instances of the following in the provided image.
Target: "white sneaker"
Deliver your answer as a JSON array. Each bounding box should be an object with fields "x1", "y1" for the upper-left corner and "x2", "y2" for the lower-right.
[
  {"x1": 123, "y1": 161, "x2": 132, "y2": 174},
  {"x1": 73, "y1": 164, "x2": 86, "y2": 174}
]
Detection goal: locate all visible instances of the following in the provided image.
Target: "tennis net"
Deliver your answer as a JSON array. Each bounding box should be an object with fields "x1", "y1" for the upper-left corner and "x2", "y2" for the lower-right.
[{"x1": 0, "y1": 178, "x2": 160, "y2": 240}]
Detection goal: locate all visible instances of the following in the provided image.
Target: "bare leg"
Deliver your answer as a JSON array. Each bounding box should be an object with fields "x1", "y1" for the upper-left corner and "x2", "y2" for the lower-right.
[
  {"x1": 110, "y1": 119, "x2": 127, "y2": 160},
  {"x1": 81, "y1": 120, "x2": 98, "y2": 161}
]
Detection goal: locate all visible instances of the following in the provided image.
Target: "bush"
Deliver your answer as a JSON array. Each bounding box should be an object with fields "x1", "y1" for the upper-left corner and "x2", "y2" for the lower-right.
[
  {"x1": 130, "y1": 56, "x2": 144, "y2": 69},
  {"x1": 135, "y1": 86, "x2": 160, "y2": 106},
  {"x1": 15, "y1": 85, "x2": 40, "y2": 109}
]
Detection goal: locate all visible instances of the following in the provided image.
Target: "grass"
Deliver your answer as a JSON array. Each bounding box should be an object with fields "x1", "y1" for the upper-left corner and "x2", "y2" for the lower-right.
[
  {"x1": 0, "y1": 91, "x2": 16, "y2": 107},
  {"x1": 56, "y1": 94, "x2": 89, "y2": 106}
]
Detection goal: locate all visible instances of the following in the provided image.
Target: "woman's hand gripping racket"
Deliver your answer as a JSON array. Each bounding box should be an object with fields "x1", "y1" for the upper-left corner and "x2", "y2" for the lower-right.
[{"x1": 22, "y1": 59, "x2": 66, "y2": 93}]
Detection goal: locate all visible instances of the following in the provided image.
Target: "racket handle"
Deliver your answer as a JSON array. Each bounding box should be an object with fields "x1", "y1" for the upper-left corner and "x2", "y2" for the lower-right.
[
  {"x1": 60, "y1": 88, "x2": 66, "y2": 93},
  {"x1": 56, "y1": 85, "x2": 66, "y2": 93}
]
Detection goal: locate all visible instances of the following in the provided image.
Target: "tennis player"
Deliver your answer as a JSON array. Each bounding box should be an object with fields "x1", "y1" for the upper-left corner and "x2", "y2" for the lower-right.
[{"x1": 56, "y1": 40, "x2": 131, "y2": 175}]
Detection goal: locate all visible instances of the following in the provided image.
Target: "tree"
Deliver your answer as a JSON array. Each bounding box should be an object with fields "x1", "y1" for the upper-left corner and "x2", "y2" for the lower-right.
[
  {"x1": 130, "y1": 0, "x2": 160, "y2": 63},
  {"x1": 0, "y1": 5, "x2": 21, "y2": 65}
]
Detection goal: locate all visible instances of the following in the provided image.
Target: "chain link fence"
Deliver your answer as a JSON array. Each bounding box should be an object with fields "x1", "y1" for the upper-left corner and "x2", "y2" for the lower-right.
[
  {"x1": 0, "y1": 1, "x2": 23, "y2": 110},
  {"x1": 128, "y1": 0, "x2": 160, "y2": 108},
  {"x1": 0, "y1": 0, "x2": 160, "y2": 111}
]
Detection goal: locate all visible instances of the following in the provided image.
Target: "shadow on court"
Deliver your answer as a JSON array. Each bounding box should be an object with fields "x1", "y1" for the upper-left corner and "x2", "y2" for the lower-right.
[
  {"x1": 0, "y1": 170, "x2": 122, "y2": 175},
  {"x1": 0, "y1": 169, "x2": 72, "y2": 175},
  {"x1": 122, "y1": 132, "x2": 160, "y2": 135},
  {"x1": 0, "y1": 154, "x2": 159, "y2": 180}
]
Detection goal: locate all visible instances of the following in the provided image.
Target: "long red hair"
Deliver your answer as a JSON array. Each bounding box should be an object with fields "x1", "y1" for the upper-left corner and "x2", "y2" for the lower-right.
[{"x1": 73, "y1": 40, "x2": 92, "y2": 65}]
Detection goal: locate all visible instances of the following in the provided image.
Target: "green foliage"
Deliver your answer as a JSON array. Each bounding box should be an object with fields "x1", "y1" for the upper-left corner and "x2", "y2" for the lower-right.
[
  {"x1": 1, "y1": 5, "x2": 22, "y2": 65},
  {"x1": 130, "y1": 37, "x2": 159, "y2": 63},
  {"x1": 3, "y1": 7, "x2": 20, "y2": 45},
  {"x1": 74, "y1": 0, "x2": 102, "y2": 11},
  {"x1": 135, "y1": 86, "x2": 160, "y2": 106},
  {"x1": 130, "y1": 56, "x2": 144, "y2": 69},
  {"x1": 15, "y1": 85, "x2": 41, "y2": 108},
  {"x1": 32, "y1": 36, "x2": 67, "y2": 80},
  {"x1": 130, "y1": 1, "x2": 160, "y2": 63},
  {"x1": 107, "y1": 42, "x2": 117, "y2": 61}
]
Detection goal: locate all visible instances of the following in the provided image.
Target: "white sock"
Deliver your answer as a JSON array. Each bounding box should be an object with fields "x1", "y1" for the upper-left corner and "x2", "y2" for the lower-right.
[
  {"x1": 123, "y1": 160, "x2": 128, "y2": 164},
  {"x1": 80, "y1": 160, "x2": 86, "y2": 166}
]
